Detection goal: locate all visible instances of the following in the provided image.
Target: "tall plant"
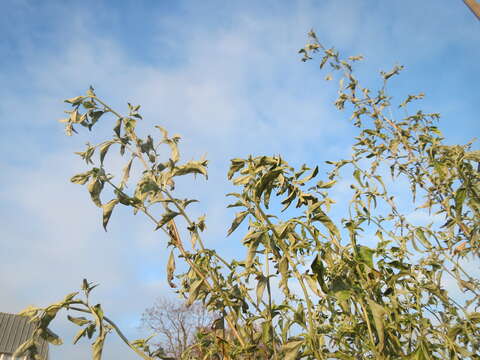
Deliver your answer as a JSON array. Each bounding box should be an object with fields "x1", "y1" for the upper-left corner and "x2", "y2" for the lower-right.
[{"x1": 15, "y1": 31, "x2": 479, "y2": 360}]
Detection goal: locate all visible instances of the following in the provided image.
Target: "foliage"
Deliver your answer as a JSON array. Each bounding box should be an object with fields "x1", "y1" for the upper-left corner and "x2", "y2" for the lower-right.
[{"x1": 15, "y1": 31, "x2": 480, "y2": 359}]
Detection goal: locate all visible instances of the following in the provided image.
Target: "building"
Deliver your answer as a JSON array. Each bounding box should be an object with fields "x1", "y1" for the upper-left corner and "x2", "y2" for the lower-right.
[{"x1": 0, "y1": 312, "x2": 48, "y2": 360}]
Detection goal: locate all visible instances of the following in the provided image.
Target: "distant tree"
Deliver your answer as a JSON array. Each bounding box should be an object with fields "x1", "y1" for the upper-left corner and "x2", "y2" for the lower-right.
[
  {"x1": 141, "y1": 298, "x2": 272, "y2": 360},
  {"x1": 141, "y1": 298, "x2": 213, "y2": 359},
  {"x1": 15, "y1": 30, "x2": 480, "y2": 360}
]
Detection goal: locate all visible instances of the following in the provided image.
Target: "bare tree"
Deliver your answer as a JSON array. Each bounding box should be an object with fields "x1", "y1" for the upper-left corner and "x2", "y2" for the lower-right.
[{"x1": 141, "y1": 297, "x2": 214, "y2": 359}]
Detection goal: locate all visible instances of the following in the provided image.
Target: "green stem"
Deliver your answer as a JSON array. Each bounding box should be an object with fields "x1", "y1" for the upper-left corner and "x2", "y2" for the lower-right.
[
  {"x1": 69, "y1": 305, "x2": 154, "y2": 360},
  {"x1": 255, "y1": 204, "x2": 324, "y2": 360},
  {"x1": 359, "y1": 300, "x2": 382, "y2": 359},
  {"x1": 162, "y1": 188, "x2": 232, "y2": 269},
  {"x1": 264, "y1": 247, "x2": 278, "y2": 359}
]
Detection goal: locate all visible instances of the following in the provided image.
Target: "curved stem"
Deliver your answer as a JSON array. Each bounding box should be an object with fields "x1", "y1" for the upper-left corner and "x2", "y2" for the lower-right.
[
  {"x1": 92, "y1": 96, "x2": 124, "y2": 120},
  {"x1": 163, "y1": 188, "x2": 232, "y2": 269},
  {"x1": 264, "y1": 247, "x2": 278, "y2": 359},
  {"x1": 68, "y1": 305, "x2": 154, "y2": 360}
]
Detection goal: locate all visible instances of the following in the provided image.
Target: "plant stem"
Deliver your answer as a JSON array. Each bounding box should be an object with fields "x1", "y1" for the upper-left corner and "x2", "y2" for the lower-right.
[
  {"x1": 69, "y1": 305, "x2": 155, "y2": 360},
  {"x1": 256, "y1": 204, "x2": 324, "y2": 360}
]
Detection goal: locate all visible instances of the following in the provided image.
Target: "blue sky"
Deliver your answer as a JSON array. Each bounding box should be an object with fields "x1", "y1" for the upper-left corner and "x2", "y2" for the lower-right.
[{"x1": 1, "y1": 1, "x2": 479, "y2": 359}]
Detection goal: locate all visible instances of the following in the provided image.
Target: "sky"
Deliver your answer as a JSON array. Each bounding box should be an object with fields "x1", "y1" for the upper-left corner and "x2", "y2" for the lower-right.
[{"x1": 0, "y1": 1, "x2": 479, "y2": 359}]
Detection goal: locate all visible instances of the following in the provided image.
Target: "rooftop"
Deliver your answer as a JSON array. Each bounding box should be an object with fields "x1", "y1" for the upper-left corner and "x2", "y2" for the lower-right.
[{"x1": 0, "y1": 312, "x2": 49, "y2": 359}]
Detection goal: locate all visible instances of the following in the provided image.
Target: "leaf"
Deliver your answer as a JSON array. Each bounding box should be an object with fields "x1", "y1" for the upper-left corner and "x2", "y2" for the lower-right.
[
  {"x1": 155, "y1": 209, "x2": 180, "y2": 230},
  {"x1": 211, "y1": 317, "x2": 224, "y2": 330},
  {"x1": 245, "y1": 240, "x2": 259, "y2": 268},
  {"x1": 255, "y1": 168, "x2": 282, "y2": 201},
  {"x1": 87, "y1": 179, "x2": 104, "y2": 207},
  {"x1": 276, "y1": 222, "x2": 290, "y2": 239},
  {"x1": 263, "y1": 184, "x2": 274, "y2": 209},
  {"x1": 70, "y1": 109, "x2": 82, "y2": 123},
  {"x1": 173, "y1": 160, "x2": 208, "y2": 178},
  {"x1": 227, "y1": 211, "x2": 249, "y2": 236},
  {"x1": 68, "y1": 315, "x2": 90, "y2": 326},
  {"x1": 330, "y1": 278, "x2": 351, "y2": 302},
  {"x1": 63, "y1": 292, "x2": 79, "y2": 303},
  {"x1": 296, "y1": 165, "x2": 318, "y2": 185},
  {"x1": 455, "y1": 187, "x2": 466, "y2": 218},
  {"x1": 167, "y1": 250, "x2": 176, "y2": 288},
  {"x1": 13, "y1": 338, "x2": 36, "y2": 358},
  {"x1": 464, "y1": 150, "x2": 480, "y2": 162},
  {"x1": 120, "y1": 158, "x2": 133, "y2": 189},
  {"x1": 39, "y1": 327, "x2": 63, "y2": 345},
  {"x1": 186, "y1": 279, "x2": 204, "y2": 306},
  {"x1": 316, "y1": 179, "x2": 337, "y2": 189},
  {"x1": 124, "y1": 117, "x2": 137, "y2": 133},
  {"x1": 294, "y1": 303, "x2": 306, "y2": 327},
  {"x1": 467, "y1": 312, "x2": 480, "y2": 322},
  {"x1": 86, "y1": 86, "x2": 96, "y2": 97},
  {"x1": 304, "y1": 274, "x2": 322, "y2": 297},
  {"x1": 197, "y1": 215, "x2": 206, "y2": 231},
  {"x1": 155, "y1": 125, "x2": 169, "y2": 139},
  {"x1": 89, "y1": 111, "x2": 104, "y2": 128},
  {"x1": 381, "y1": 65, "x2": 403, "y2": 80},
  {"x1": 65, "y1": 96, "x2": 85, "y2": 105},
  {"x1": 261, "y1": 320, "x2": 272, "y2": 345},
  {"x1": 278, "y1": 257, "x2": 289, "y2": 279},
  {"x1": 71, "y1": 171, "x2": 92, "y2": 185},
  {"x1": 256, "y1": 275, "x2": 267, "y2": 306},
  {"x1": 73, "y1": 326, "x2": 88, "y2": 344},
  {"x1": 18, "y1": 305, "x2": 40, "y2": 318},
  {"x1": 367, "y1": 299, "x2": 386, "y2": 352},
  {"x1": 312, "y1": 210, "x2": 340, "y2": 246},
  {"x1": 92, "y1": 304, "x2": 104, "y2": 323},
  {"x1": 311, "y1": 255, "x2": 327, "y2": 292},
  {"x1": 282, "y1": 338, "x2": 304, "y2": 360},
  {"x1": 408, "y1": 342, "x2": 432, "y2": 360},
  {"x1": 102, "y1": 199, "x2": 119, "y2": 231},
  {"x1": 86, "y1": 324, "x2": 96, "y2": 339},
  {"x1": 447, "y1": 325, "x2": 462, "y2": 341},
  {"x1": 164, "y1": 138, "x2": 180, "y2": 162},
  {"x1": 353, "y1": 169, "x2": 364, "y2": 187},
  {"x1": 99, "y1": 141, "x2": 114, "y2": 165},
  {"x1": 82, "y1": 100, "x2": 95, "y2": 109},
  {"x1": 113, "y1": 118, "x2": 122, "y2": 137},
  {"x1": 242, "y1": 230, "x2": 265, "y2": 244},
  {"x1": 232, "y1": 174, "x2": 251, "y2": 185},
  {"x1": 415, "y1": 228, "x2": 431, "y2": 249},
  {"x1": 228, "y1": 158, "x2": 245, "y2": 179},
  {"x1": 356, "y1": 246, "x2": 375, "y2": 268},
  {"x1": 281, "y1": 190, "x2": 297, "y2": 211}
]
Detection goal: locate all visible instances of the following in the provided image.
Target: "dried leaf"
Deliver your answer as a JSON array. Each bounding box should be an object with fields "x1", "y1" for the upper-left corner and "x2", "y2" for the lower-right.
[
  {"x1": 367, "y1": 299, "x2": 386, "y2": 352},
  {"x1": 256, "y1": 275, "x2": 267, "y2": 306},
  {"x1": 155, "y1": 209, "x2": 180, "y2": 230},
  {"x1": 282, "y1": 339, "x2": 304, "y2": 360},
  {"x1": 102, "y1": 199, "x2": 119, "y2": 231},
  {"x1": 167, "y1": 250, "x2": 176, "y2": 288},
  {"x1": 227, "y1": 211, "x2": 249, "y2": 236}
]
